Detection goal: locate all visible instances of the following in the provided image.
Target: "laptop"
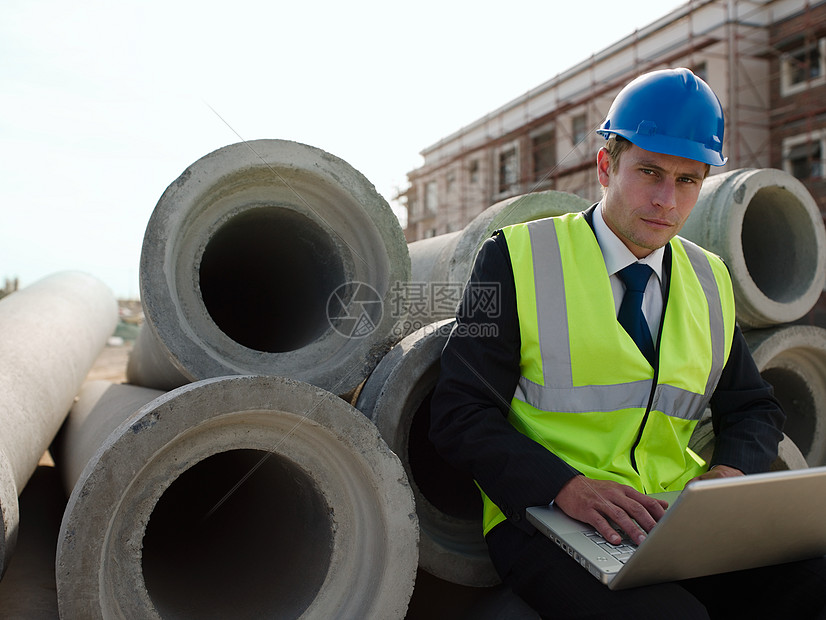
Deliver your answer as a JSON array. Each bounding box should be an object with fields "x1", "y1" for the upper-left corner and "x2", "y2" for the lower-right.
[{"x1": 526, "y1": 466, "x2": 826, "y2": 590}]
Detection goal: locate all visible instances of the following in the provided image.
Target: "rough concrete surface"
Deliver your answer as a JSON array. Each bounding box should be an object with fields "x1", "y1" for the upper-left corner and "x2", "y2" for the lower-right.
[
  {"x1": 55, "y1": 374, "x2": 419, "y2": 619},
  {"x1": 0, "y1": 272, "x2": 118, "y2": 580},
  {"x1": 0, "y1": 343, "x2": 535, "y2": 619},
  {"x1": 132, "y1": 139, "x2": 411, "y2": 397},
  {"x1": 0, "y1": 342, "x2": 129, "y2": 619},
  {"x1": 356, "y1": 319, "x2": 499, "y2": 587}
]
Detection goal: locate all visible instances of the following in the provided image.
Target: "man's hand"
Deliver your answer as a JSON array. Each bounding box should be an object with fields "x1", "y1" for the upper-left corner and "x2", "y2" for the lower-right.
[
  {"x1": 687, "y1": 464, "x2": 744, "y2": 485},
  {"x1": 554, "y1": 475, "x2": 669, "y2": 546}
]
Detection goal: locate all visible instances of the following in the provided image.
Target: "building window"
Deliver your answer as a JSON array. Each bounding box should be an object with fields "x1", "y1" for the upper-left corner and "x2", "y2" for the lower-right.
[
  {"x1": 446, "y1": 172, "x2": 456, "y2": 193},
  {"x1": 499, "y1": 147, "x2": 518, "y2": 193},
  {"x1": 781, "y1": 38, "x2": 826, "y2": 96},
  {"x1": 692, "y1": 62, "x2": 708, "y2": 82},
  {"x1": 783, "y1": 133, "x2": 824, "y2": 180},
  {"x1": 469, "y1": 160, "x2": 480, "y2": 184},
  {"x1": 572, "y1": 114, "x2": 588, "y2": 145},
  {"x1": 532, "y1": 129, "x2": 555, "y2": 183},
  {"x1": 425, "y1": 181, "x2": 438, "y2": 215}
]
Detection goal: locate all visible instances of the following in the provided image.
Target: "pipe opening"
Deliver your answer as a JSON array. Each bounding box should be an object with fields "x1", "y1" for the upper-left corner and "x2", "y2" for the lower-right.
[
  {"x1": 762, "y1": 367, "x2": 816, "y2": 457},
  {"x1": 142, "y1": 449, "x2": 332, "y2": 619},
  {"x1": 408, "y1": 390, "x2": 480, "y2": 521},
  {"x1": 199, "y1": 207, "x2": 346, "y2": 353},
  {"x1": 741, "y1": 187, "x2": 819, "y2": 303}
]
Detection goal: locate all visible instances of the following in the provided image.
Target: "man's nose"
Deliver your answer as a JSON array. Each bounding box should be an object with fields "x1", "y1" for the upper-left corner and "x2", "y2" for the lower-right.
[{"x1": 653, "y1": 179, "x2": 678, "y2": 209}]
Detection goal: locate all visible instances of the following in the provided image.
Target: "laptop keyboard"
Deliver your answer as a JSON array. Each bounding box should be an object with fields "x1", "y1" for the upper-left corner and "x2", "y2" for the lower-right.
[{"x1": 585, "y1": 530, "x2": 638, "y2": 563}]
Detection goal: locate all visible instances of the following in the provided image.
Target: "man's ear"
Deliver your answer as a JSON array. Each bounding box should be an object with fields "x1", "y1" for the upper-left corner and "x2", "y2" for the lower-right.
[{"x1": 597, "y1": 148, "x2": 611, "y2": 188}]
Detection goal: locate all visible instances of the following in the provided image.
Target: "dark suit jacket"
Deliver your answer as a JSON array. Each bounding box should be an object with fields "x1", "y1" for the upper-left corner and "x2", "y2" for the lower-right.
[{"x1": 429, "y1": 206, "x2": 785, "y2": 535}]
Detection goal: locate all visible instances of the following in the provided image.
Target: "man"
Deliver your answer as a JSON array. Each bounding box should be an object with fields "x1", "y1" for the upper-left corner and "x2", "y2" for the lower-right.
[{"x1": 429, "y1": 68, "x2": 826, "y2": 618}]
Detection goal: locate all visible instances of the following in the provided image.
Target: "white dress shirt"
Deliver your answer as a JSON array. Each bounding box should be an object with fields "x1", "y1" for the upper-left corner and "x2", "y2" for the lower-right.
[{"x1": 592, "y1": 203, "x2": 665, "y2": 342}]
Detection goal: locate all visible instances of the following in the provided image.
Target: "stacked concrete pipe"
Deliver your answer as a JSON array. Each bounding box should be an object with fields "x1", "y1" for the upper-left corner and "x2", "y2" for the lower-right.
[
  {"x1": 405, "y1": 191, "x2": 589, "y2": 330},
  {"x1": 355, "y1": 319, "x2": 499, "y2": 587},
  {"x1": 54, "y1": 375, "x2": 418, "y2": 619},
  {"x1": 0, "y1": 271, "x2": 117, "y2": 579},
  {"x1": 743, "y1": 326, "x2": 826, "y2": 466},
  {"x1": 680, "y1": 168, "x2": 826, "y2": 328},
  {"x1": 128, "y1": 139, "x2": 411, "y2": 396}
]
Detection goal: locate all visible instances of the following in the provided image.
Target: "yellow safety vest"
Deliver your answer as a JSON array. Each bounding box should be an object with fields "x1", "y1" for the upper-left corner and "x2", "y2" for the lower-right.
[{"x1": 481, "y1": 212, "x2": 736, "y2": 535}]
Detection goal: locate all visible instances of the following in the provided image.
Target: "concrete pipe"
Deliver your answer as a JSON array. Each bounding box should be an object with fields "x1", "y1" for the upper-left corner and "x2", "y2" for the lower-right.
[
  {"x1": 356, "y1": 319, "x2": 499, "y2": 587},
  {"x1": 744, "y1": 325, "x2": 826, "y2": 466},
  {"x1": 130, "y1": 139, "x2": 411, "y2": 396},
  {"x1": 55, "y1": 375, "x2": 418, "y2": 619},
  {"x1": 126, "y1": 325, "x2": 190, "y2": 392},
  {"x1": 0, "y1": 271, "x2": 117, "y2": 579},
  {"x1": 681, "y1": 168, "x2": 826, "y2": 328},
  {"x1": 405, "y1": 191, "x2": 589, "y2": 331}
]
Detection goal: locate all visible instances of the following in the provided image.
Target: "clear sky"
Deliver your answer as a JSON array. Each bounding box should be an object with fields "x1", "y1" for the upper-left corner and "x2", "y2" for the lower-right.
[{"x1": 1, "y1": 0, "x2": 687, "y2": 299}]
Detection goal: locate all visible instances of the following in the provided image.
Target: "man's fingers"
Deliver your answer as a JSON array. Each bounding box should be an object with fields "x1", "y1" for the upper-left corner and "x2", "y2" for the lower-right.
[
  {"x1": 555, "y1": 476, "x2": 668, "y2": 545},
  {"x1": 589, "y1": 513, "x2": 624, "y2": 545},
  {"x1": 590, "y1": 486, "x2": 663, "y2": 544},
  {"x1": 606, "y1": 505, "x2": 648, "y2": 545},
  {"x1": 630, "y1": 494, "x2": 668, "y2": 526}
]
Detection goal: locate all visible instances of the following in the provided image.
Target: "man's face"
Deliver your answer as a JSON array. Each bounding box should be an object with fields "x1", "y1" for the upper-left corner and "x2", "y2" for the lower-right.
[{"x1": 597, "y1": 143, "x2": 707, "y2": 258}]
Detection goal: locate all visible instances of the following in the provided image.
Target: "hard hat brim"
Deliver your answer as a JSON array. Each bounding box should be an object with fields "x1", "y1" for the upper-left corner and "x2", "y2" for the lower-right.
[{"x1": 597, "y1": 129, "x2": 727, "y2": 167}]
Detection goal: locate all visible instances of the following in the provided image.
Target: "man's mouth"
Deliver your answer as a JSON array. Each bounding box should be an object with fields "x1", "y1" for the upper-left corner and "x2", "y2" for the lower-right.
[{"x1": 642, "y1": 218, "x2": 674, "y2": 229}]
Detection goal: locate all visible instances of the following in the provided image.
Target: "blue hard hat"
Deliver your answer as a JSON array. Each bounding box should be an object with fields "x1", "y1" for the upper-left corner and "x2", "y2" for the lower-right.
[{"x1": 596, "y1": 68, "x2": 727, "y2": 166}]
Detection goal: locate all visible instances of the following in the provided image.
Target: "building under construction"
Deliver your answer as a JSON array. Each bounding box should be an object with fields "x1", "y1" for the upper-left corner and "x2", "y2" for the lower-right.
[{"x1": 401, "y1": 0, "x2": 826, "y2": 251}]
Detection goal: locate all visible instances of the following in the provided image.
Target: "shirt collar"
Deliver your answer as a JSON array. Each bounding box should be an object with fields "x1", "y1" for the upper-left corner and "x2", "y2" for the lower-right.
[{"x1": 593, "y1": 202, "x2": 665, "y2": 282}]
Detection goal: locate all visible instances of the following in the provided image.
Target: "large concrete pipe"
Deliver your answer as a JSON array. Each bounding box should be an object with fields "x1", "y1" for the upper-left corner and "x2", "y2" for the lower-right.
[
  {"x1": 681, "y1": 168, "x2": 826, "y2": 328},
  {"x1": 744, "y1": 325, "x2": 826, "y2": 466},
  {"x1": 405, "y1": 191, "x2": 589, "y2": 330},
  {"x1": 126, "y1": 325, "x2": 189, "y2": 392},
  {"x1": 55, "y1": 375, "x2": 418, "y2": 619},
  {"x1": 356, "y1": 319, "x2": 499, "y2": 587},
  {"x1": 0, "y1": 271, "x2": 117, "y2": 579},
  {"x1": 129, "y1": 139, "x2": 411, "y2": 396}
]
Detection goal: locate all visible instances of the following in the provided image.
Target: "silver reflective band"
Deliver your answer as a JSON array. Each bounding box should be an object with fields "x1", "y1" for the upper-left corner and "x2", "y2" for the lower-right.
[
  {"x1": 527, "y1": 218, "x2": 572, "y2": 389},
  {"x1": 679, "y1": 238, "x2": 726, "y2": 398},
  {"x1": 516, "y1": 376, "x2": 709, "y2": 420}
]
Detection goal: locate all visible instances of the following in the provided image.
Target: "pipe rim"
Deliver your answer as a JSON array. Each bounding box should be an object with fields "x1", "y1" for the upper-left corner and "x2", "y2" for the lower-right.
[
  {"x1": 139, "y1": 140, "x2": 410, "y2": 394},
  {"x1": 357, "y1": 320, "x2": 500, "y2": 587},
  {"x1": 56, "y1": 375, "x2": 418, "y2": 619},
  {"x1": 747, "y1": 326, "x2": 826, "y2": 466},
  {"x1": 704, "y1": 169, "x2": 826, "y2": 327}
]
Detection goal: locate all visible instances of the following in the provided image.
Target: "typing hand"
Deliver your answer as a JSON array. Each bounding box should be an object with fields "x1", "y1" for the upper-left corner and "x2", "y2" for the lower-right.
[
  {"x1": 554, "y1": 475, "x2": 668, "y2": 546},
  {"x1": 687, "y1": 464, "x2": 744, "y2": 485}
]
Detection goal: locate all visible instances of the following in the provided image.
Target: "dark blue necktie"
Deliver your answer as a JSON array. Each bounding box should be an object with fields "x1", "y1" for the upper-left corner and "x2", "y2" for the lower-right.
[{"x1": 617, "y1": 263, "x2": 655, "y2": 365}]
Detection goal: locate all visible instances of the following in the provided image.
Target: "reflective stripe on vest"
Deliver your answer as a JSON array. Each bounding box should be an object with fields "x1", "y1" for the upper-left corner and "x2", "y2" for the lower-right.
[{"x1": 479, "y1": 212, "x2": 735, "y2": 535}]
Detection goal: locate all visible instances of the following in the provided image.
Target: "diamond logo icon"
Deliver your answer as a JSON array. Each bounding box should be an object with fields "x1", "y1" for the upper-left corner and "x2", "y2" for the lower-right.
[{"x1": 327, "y1": 282, "x2": 383, "y2": 339}]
